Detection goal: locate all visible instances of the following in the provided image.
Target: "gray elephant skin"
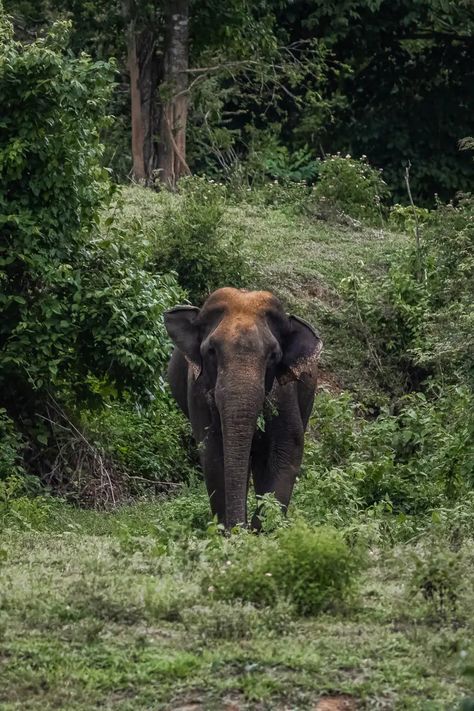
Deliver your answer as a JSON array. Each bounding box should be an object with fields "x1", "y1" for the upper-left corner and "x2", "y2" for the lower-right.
[{"x1": 164, "y1": 287, "x2": 323, "y2": 530}]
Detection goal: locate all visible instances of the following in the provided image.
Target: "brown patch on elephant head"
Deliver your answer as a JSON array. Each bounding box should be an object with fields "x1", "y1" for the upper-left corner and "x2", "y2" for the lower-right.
[
  {"x1": 200, "y1": 287, "x2": 280, "y2": 331},
  {"x1": 164, "y1": 287, "x2": 322, "y2": 387}
]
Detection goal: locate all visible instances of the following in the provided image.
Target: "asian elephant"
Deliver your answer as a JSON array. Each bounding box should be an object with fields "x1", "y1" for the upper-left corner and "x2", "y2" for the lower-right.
[{"x1": 164, "y1": 287, "x2": 322, "y2": 530}]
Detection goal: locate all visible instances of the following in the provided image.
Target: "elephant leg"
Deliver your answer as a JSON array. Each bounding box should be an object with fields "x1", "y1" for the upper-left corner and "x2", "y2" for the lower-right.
[
  {"x1": 188, "y1": 388, "x2": 226, "y2": 525},
  {"x1": 201, "y1": 424, "x2": 226, "y2": 524},
  {"x1": 251, "y1": 395, "x2": 304, "y2": 529}
]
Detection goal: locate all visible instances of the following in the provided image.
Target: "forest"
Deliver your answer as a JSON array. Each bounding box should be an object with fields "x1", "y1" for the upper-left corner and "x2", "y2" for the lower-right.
[{"x1": 1, "y1": 1, "x2": 474, "y2": 709}]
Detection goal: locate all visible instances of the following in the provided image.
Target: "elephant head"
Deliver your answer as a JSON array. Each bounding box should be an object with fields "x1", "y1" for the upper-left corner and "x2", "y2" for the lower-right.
[{"x1": 164, "y1": 287, "x2": 322, "y2": 528}]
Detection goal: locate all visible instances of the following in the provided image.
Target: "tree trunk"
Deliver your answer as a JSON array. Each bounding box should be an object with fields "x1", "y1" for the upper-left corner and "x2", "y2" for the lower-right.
[
  {"x1": 123, "y1": 1, "x2": 159, "y2": 183},
  {"x1": 125, "y1": 12, "x2": 145, "y2": 181},
  {"x1": 157, "y1": 0, "x2": 190, "y2": 188}
]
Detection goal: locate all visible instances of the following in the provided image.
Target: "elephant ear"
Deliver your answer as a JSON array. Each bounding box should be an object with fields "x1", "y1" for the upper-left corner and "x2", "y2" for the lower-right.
[
  {"x1": 278, "y1": 315, "x2": 323, "y2": 386},
  {"x1": 164, "y1": 305, "x2": 202, "y2": 378}
]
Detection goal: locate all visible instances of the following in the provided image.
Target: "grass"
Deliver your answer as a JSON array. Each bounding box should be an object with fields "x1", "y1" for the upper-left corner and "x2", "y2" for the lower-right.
[{"x1": 1, "y1": 503, "x2": 473, "y2": 710}]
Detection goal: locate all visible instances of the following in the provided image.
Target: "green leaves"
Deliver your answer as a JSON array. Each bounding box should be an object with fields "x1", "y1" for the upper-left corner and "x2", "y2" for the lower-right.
[{"x1": 0, "y1": 18, "x2": 186, "y2": 488}]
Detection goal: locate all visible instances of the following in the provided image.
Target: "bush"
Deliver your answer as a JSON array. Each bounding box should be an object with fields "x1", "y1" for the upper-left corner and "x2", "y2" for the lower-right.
[
  {"x1": 211, "y1": 522, "x2": 361, "y2": 615},
  {"x1": 311, "y1": 154, "x2": 389, "y2": 221},
  {"x1": 111, "y1": 179, "x2": 251, "y2": 305},
  {"x1": 158, "y1": 176, "x2": 251, "y2": 302},
  {"x1": 404, "y1": 536, "x2": 474, "y2": 623},
  {"x1": 299, "y1": 389, "x2": 474, "y2": 522},
  {"x1": 342, "y1": 195, "x2": 474, "y2": 389},
  {"x1": 0, "y1": 20, "x2": 186, "y2": 494},
  {"x1": 0, "y1": 474, "x2": 60, "y2": 530},
  {"x1": 0, "y1": 409, "x2": 24, "y2": 480},
  {"x1": 83, "y1": 390, "x2": 194, "y2": 491}
]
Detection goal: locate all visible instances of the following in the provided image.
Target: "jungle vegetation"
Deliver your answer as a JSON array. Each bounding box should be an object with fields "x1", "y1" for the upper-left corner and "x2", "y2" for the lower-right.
[{"x1": 1, "y1": 2, "x2": 474, "y2": 708}]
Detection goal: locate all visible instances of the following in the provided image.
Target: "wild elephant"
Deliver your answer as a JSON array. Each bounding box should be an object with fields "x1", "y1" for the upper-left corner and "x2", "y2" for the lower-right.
[{"x1": 164, "y1": 287, "x2": 322, "y2": 530}]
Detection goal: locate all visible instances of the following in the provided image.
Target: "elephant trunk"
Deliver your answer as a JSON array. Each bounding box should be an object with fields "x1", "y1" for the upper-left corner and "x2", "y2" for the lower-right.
[{"x1": 215, "y1": 373, "x2": 264, "y2": 529}]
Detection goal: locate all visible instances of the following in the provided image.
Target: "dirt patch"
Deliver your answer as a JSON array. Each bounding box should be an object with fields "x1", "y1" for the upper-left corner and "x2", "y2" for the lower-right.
[
  {"x1": 314, "y1": 695, "x2": 357, "y2": 711},
  {"x1": 317, "y1": 366, "x2": 344, "y2": 395},
  {"x1": 289, "y1": 277, "x2": 344, "y2": 310}
]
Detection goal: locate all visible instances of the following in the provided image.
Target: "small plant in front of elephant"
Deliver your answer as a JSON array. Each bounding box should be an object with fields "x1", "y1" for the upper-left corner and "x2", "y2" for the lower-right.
[
  {"x1": 210, "y1": 522, "x2": 363, "y2": 615},
  {"x1": 255, "y1": 492, "x2": 288, "y2": 532}
]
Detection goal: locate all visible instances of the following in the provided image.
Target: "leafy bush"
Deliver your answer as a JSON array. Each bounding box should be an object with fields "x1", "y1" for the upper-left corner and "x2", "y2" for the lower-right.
[
  {"x1": 388, "y1": 203, "x2": 433, "y2": 233},
  {"x1": 0, "y1": 409, "x2": 24, "y2": 480},
  {"x1": 0, "y1": 473, "x2": 60, "y2": 530},
  {"x1": 311, "y1": 154, "x2": 389, "y2": 221},
  {"x1": 107, "y1": 179, "x2": 251, "y2": 304},
  {"x1": 211, "y1": 522, "x2": 361, "y2": 615},
  {"x1": 264, "y1": 145, "x2": 319, "y2": 183},
  {"x1": 83, "y1": 389, "x2": 193, "y2": 491},
  {"x1": 342, "y1": 195, "x2": 474, "y2": 389},
  {"x1": 158, "y1": 177, "x2": 251, "y2": 302},
  {"x1": 0, "y1": 20, "x2": 186, "y2": 493},
  {"x1": 299, "y1": 389, "x2": 474, "y2": 523},
  {"x1": 404, "y1": 536, "x2": 474, "y2": 623}
]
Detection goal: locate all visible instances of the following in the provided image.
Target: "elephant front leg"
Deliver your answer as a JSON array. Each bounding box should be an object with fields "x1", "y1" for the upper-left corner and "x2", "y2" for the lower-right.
[
  {"x1": 189, "y1": 396, "x2": 226, "y2": 526},
  {"x1": 251, "y1": 418, "x2": 304, "y2": 530},
  {"x1": 200, "y1": 423, "x2": 227, "y2": 525}
]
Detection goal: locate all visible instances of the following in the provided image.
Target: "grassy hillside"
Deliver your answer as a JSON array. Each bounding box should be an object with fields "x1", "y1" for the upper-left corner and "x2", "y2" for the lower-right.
[
  {"x1": 116, "y1": 184, "x2": 409, "y2": 400},
  {"x1": 1, "y1": 187, "x2": 473, "y2": 710}
]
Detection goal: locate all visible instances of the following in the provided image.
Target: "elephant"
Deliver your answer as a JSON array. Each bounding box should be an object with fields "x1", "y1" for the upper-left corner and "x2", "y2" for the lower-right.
[{"x1": 164, "y1": 287, "x2": 323, "y2": 530}]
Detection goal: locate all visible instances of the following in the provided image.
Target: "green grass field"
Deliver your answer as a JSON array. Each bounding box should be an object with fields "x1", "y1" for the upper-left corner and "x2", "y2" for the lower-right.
[{"x1": 1, "y1": 502, "x2": 472, "y2": 710}]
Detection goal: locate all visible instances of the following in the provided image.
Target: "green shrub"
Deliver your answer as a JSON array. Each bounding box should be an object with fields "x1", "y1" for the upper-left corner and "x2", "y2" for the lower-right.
[
  {"x1": 299, "y1": 389, "x2": 474, "y2": 523},
  {"x1": 157, "y1": 176, "x2": 251, "y2": 302},
  {"x1": 264, "y1": 145, "x2": 319, "y2": 183},
  {"x1": 388, "y1": 203, "x2": 433, "y2": 233},
  {"x1": 0, "y1": 474, "x2": 60, "y2": 530},
  {"x1": 82, "y1": 390, "x2": 193, "y2": 491},
  {"x1": 404, "y1": 536, "x2": 474, "y2": 623},
  {"x1": 311, "y1": 154, "x2": 389, "y2": 221},
  {"x1": 107, "y1": 179, "x2": 252, "y2": 304},
  {"x1": 0, "y1": 21, "x2": 186, "y2": 494},
  {"x1": 211, "y1": 522, "x2": 361, "y2": 615},
  {"x1": 0, "y1": 409, "x2": 24, "y2": 480},
  {"x1": 342, "y1": 195, "x2": 474, "y2": 389}
]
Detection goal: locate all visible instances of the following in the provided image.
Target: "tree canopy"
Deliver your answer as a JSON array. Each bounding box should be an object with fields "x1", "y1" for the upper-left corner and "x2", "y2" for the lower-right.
[{"x1": 3, "y1": 0, "x2": 473, "y2": 201}]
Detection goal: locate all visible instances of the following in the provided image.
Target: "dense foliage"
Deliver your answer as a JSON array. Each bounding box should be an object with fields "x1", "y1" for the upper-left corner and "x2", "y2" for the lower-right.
[
  {"x1": 343, "y1": 194, "x2": 474, "y2": 390},
  {"x1": 0, "y1": 16, "x2": 189, "y2": 491},
  {"x1": 3, "y1": 0, "x2": 474, "y2": 201}
]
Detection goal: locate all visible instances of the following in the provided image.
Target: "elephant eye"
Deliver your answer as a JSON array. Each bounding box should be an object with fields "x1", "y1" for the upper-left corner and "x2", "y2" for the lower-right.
[{"x1": 207, "y1": 345, "x2": 216, "y2": 357}]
